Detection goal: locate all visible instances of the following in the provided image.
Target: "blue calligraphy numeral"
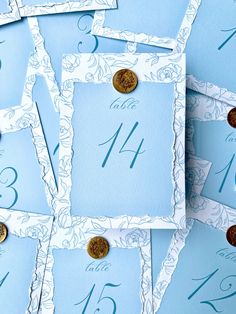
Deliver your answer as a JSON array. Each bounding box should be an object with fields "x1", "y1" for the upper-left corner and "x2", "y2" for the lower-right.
[
  {"x1": 188, "y1": 269, "x2": 236, "y2": 313},
  {"x1": 74, "y1": 283, "x2": 121, "y2": 314},
  {"x1": 188, "y1": 269, "x2": 219, "y2": 300},
  {"x1": 77, "y1": 14, "x2": 99, "y2": 53},
  {"x1": 99, "y1": 122, "x2": 145, "y2": 169},
  {"x1": 0, "y1": 167, "x2": 18, "y2": 209},
  {"x1": 0, "y1": 272, "x2": 9, "y2": 288},
  {"x1": 218, "y1": 27, "x2": 236, "y2": 50},
  {"x1": 215, "y1": 154, "x2": 236, "y2": 193}
]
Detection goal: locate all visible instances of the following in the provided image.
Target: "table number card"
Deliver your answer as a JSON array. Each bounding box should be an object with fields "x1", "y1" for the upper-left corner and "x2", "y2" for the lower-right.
[
  {"x1": 0, "y1": 207, "x2": 53, "y2": 314},
  {"x1": 58, "y1": 53, "x2": 186, "y2": 229},
  {"x1": 154, "y1": 219, "x2": 236, "y2": 314},
  {"x1": 0, "y1": 0, "x2": 20, "y2": 26},
  {"x1": 92, "y1": 0, "x2": 201, "y2": 52},
  {"x1": 39, "y1": 225, "x2": 152, "y2": 314},
  {"x1": 0, "y1": 103, "x2": 57, "y2": 215},
  {"x1": 186, "y1": 0, "x2": 236, "y2": 99},
  {"x1": 16, "y1": 0, "x2": 117, "y2": 17},
  {"x1": 186, "y1": 89, "x2": 236, "y2": 210}
]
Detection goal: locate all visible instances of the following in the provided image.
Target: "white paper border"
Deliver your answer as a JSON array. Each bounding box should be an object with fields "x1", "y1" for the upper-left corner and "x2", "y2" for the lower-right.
[
  {"x1": 57, "y1": 52, "x2": 186, "y2": 229},
  {"x1": 91, "y1": 0, "x2": 201, "y2": 52},
  {"x1": 0, "y1": 0, "x2": 20, "y2": 26},
  {"x1": 17, "y1": 0, "x2": 117, "y2": 17},
  {"x1": 0, "y1": 207, "x2": 53, "y2": 314},
  {"x1": 39, "y1": 225, "x2": 152, "y2": 314}
]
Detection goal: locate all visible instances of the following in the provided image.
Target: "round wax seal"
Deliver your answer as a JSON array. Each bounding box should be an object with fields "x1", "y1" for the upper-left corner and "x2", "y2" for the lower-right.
[
  {"x1": 0, "y1": 223, "x2": 8, "y2": 244},
  {"x1": 113, "y1": 69, "x2": 138, "y2": 94},
  {"x1": 227, "y1": 108, "x2": 236, "y2": 128},
  {"x1": 87, "y1": 236, "x2": 110, "y2": 259},
  {"x1": 226, "y1": 225, "x2": 236, "y2": 247}
]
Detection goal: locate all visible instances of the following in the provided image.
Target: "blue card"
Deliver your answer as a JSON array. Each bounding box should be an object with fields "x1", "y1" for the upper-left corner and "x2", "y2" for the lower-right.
[
  {"x1": 0, "y1": 0, "x2": 20, "y2": 26},
  {"x1": 34, "y1": 12, "x2": 130, "y2": 86},
  {"x1": 0, "y1": 18, "x2": 34, "y2": 107},
  {"x1": 186, "y1": 0, "x2": 236, "y2": 96},
  {"x1": 92, "y1": 0, "x2": 201, "y2": 52},
  {"x1": 16, "y1": 0, "x2": 117, "y2": 17},
  {"x1": 39, "y1": 226, "x2": 152, "y2": 314},
  {"x1": 0, "y1": 208, "x2": 53, "y2": 314},
  {"x1": 58, "y1": 53, "x2": 186, "y2": 229},
  {"x1": 0, "y1": 103, "x2": 56, "y2": 215},
  {"x1": 155, "y1": 220, "x2": 236, "y2": 314},
  {"x1": 187, "y1": 89, "x2": 236, "y2": 210}
]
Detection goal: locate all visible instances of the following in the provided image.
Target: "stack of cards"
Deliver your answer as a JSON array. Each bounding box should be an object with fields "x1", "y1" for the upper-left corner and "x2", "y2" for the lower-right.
[{"x1": 0, "y1": 1, "x2": 236, "y2": 313}]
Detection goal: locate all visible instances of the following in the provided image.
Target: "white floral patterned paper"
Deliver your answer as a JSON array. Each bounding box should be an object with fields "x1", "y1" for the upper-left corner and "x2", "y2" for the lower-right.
[{"x1": 16, "y1": 0, "x2": 117, "y2": 17}]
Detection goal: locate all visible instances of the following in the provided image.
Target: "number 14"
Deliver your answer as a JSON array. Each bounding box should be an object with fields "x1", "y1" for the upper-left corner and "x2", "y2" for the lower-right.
[{"x1": 99, "y1": 122, "x2": 145, "y2": 169}]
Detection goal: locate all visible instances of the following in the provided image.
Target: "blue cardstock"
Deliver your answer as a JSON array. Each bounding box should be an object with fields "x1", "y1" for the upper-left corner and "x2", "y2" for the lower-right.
[
  {"x1": 53, "y1": 248, "x2": 141, "y2": 313},
  {"x1": 0, "y1": 129, "x2": 51, "y2": 214},
  {"x1": 0, "y1": 18, "x2": 34, "y2": 107},
  {"x1": 157, "y1": 221, "x2": 236, "y2": 314},
  {"x1": 0, "y1": 235, "x2": 37, "y2": 314},
  {"x1": 186, "y1": 0, "x2": 236, "y2": 94},
  {"x1": 70, "y1": 82, "x2": 175, "y2": 217},
  {"x1": 37, "y1": 12, "x2": 127, "y2": 85},
  {"x1": 0, "y1": 0, "x2": 11, "y2": 14}
]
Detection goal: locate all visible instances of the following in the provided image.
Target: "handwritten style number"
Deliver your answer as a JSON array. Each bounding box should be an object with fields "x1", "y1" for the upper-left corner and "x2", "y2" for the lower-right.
[
  {"x1": 77, "y1": 14, "x2": 99, "y2": 53},
  {"x1": 215, "y1": 154, "x2": 236, "y2": 193},
  {"x1": 99, "y1": 122, "x2": 145, "y2": 169},
  {"x1": 188, "y1": 269, "x2": 236, "y2": 312},
  {"x1": 74, "y1": 283, "x2": 121, "y2": 314},
  {"x1": 0, "y1": 272, "x2": 9, "y2": 288},
  {"x1": 0, "y1": 167, "x2": 18, "y2": 209},
  {"x1": 218, "y1": 27, "x2": 236, "y2": 50}
]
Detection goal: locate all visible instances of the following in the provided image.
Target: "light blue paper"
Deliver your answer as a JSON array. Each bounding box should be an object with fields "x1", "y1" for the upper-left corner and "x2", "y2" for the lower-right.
[
  {"x1": 37, "y1": 12, "x2": 127, "y2": 85},
  {"x1": 0, "y1": 129, "x2": 51, "y2": 214},
  {"x1": 104, "y1": 0, "x2": 189, "y2": 39},
  {"x1": 0, "y1": 18, "x2": 34, "y2": 107},
  {"x1": 0, "y1": 235, "x2": 38, "y2": 314},
  {"x1": 22, "y1": 0, "x2": 85, "y2": 4},
  {"x1": 0, "y1": 0, "x2": 11, "y2": 14},
  {"x1": 192, "y1": 118, "x2": 236, "y2": 210},
  {"x1": 70, "y1": 82, "x2": 175, "y2": 217},
  {"x1": 158, "y1": 221, "x2": 236, "y2": 314},
  {"x1": 53, "y1": 248, "x2": 141, "y2": 314},
  {"x1": 186, "y1": 0, "x2": 236, "y2": 94}
]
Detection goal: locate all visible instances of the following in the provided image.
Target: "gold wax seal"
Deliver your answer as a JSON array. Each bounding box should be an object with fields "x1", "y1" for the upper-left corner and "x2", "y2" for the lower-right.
[
  {"x1": 0, "y1": 223, "x2": 8, "y2": 244},
  {"x1": 226, "y1": 225, "x2": 236, "y2": 247},
  {"x1": 87, "y1": 236, "x2": 110, "y2": 259},
  {"x1": 113, "y1": 69, "x2": 138, "y2": 94},
  {"x1": 227, "y1": 108, "x2": 236, "y2": 128}
]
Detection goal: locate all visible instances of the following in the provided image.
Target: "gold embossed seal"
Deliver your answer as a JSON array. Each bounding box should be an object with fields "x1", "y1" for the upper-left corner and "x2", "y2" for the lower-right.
[
  {"x1": 113, "y1": 69, "x2": 138, "y2": 94},
  {"x1": 0, "y1": 223, "x2": 8, "y2": 244},
  {"x1": 87, "y1": 236, "x2": 110, "y2": 259},
  {"x1": 227, "y1": 108, "x2": 236, "y2": 128},
  {"x1": 226, "y1": 225, "x2": 236, "y2": 247}
]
